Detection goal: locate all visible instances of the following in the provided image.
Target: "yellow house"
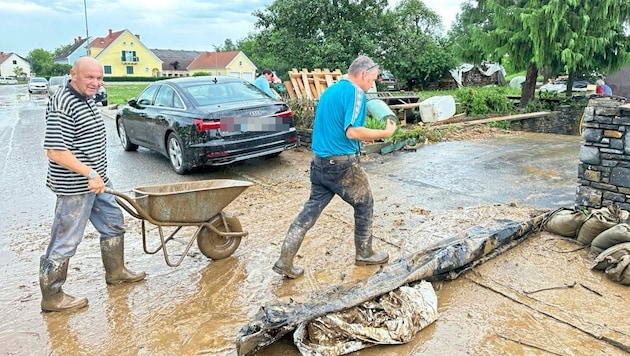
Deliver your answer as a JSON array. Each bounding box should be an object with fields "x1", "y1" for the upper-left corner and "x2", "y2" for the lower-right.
[
  {"x1": 89, "y1": 29, "x2": 162, "y2": 77},
  {"x1": 187, "y1": 51, "x2": 257, "y2": 82}
]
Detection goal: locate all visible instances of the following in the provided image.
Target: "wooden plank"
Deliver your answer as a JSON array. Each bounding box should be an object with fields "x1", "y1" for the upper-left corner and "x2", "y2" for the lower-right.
[
  {"x1": 284, "y1": 80, "x2": 296, "y2": 99},
  {"x1": 312, "y1": 68, "x2": 325, "y2": 100},
  {"x1": 300, "y1": 68, "x2": 314, "y2": 100},
  {"x1": 289, "y1": 69, "x2": 304, "y2": 99},
  {"x1": 455, "y1": 111, "x2": 552, "y2": 126}
]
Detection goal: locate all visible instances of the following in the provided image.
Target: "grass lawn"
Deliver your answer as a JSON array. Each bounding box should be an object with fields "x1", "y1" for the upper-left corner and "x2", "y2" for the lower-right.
[{"x1": 104, "y1": 83, "x2": 149, "y2": 105}]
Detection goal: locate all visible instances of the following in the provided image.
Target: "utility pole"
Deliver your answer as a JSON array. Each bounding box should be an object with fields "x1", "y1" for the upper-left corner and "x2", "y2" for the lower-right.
[{"x1": 84, "y1": 0, "x2": 90, "y2": 56}]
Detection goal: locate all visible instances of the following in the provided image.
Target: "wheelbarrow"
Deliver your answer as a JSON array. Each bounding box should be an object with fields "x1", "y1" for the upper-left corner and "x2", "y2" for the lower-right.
[{"x1": 105, "y1": 179, "x2": 253, "y2": 267}]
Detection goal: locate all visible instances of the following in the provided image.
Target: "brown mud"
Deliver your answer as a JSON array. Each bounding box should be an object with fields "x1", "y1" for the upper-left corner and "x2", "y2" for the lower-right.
[{"x1": 2, "y1": 123, "x2": 628, "y2": 355}]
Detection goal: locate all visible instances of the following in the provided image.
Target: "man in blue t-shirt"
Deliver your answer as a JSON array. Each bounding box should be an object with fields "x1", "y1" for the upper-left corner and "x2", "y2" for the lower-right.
[
  {"x1": 253, "y1": 68, "x2": 277, "y2": 98},
  {"x1": 273, "y1": 55, "x2": 397, "y2": 279}
]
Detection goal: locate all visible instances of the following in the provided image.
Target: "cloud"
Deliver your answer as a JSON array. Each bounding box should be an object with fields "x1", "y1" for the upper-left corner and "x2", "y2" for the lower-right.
[{"x1": 1, "y1": 0, "x2": 462, "y2": 57}]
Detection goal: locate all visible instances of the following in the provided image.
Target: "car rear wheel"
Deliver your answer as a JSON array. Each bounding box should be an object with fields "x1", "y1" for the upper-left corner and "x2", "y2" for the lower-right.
[
  {"x1": 167, "y1": 132, "x2": 192, "y2": 174},
  {"x1": 117, "y1": 119, "x2": 138, "y2": 151}
]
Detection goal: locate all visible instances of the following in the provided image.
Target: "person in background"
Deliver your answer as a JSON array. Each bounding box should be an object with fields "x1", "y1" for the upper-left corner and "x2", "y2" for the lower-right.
[
  {"x1": 40, "y1": 56, "x2": 146, "y2": 312},
  {"x1": 272, "y1": 55, "x2": 397, "y2": 279},
  {"x1": 253, "y1": 68, "x2": 278, "y2": 98},
  {"x1": 596, "y1": 79, "x2": 613, "y2": 95}
]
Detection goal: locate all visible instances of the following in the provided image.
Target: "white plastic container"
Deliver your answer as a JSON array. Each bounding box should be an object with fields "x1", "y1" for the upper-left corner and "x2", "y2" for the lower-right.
[{"x1": 419, "y1": 95, "x2": 456, "y2": 123}]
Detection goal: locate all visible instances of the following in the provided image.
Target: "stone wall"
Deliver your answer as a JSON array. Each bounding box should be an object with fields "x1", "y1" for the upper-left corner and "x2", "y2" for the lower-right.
[
  {"x1": 576, "y1": 99, "x2": 630, "y2": 210},
  {"x1": 508, "y1": 105, "x2": 582, "y2": 135}
]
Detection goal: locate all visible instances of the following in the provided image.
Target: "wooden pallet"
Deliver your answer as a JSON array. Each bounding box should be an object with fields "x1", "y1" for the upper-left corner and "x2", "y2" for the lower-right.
[{"x1": 286, "y1": 68, "x2": 343, "y2": 100}]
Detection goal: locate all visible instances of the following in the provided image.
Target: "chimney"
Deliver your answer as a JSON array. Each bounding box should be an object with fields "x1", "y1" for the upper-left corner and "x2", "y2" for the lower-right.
[
  {"x1": 135, "y1": 34, "x2": 140, "y2": 40},
  {"x1": 74, "y1": 37, "x2": 78, "y2": 44},
  {"x1": 108, "y1": 29, "x2": 113, "y2": 36},
  {"x1": 78, "y1": 36, "x2": 82, "y2": 42}
]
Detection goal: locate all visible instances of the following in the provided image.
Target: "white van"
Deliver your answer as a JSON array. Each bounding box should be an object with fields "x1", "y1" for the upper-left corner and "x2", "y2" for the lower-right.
[
  {"x1": 48, "y1": 75, "x2": 70, "y2": 95},
  {"x1": 0, "y1": 76, "x2": 18, "y2": 84}
]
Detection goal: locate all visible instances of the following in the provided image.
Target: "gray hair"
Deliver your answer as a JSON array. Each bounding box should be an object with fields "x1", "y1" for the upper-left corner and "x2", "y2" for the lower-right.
[
  {"x1": 596, "y1": 79, "x2": 605, "y2": 85},
  {"x1": 347, "y1": 55, "x2": 378, "y2": 76}
]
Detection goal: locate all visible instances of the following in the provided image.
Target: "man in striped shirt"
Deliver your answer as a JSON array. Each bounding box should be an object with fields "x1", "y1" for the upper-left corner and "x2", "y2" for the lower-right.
[{"x1": 40, "y1": 56, "x2": 145, "y2": 312}]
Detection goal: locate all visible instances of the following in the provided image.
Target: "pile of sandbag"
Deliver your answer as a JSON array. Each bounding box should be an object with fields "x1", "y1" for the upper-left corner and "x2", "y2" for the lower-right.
[{"x1": 543, "y1": 204, "x2": 630, "y2": 286}]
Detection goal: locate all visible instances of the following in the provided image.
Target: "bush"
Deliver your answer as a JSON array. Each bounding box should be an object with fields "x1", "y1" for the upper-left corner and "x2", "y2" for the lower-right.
[
  {"x1": 454, "y1": 87, "x2": 517, "y2": 117},
  {"x1": 286, "y1": 98, "x2": 316, "y2": 129}
]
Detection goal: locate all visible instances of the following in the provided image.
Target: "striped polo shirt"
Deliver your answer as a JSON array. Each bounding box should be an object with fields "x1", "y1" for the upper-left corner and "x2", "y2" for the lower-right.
[{"x1": 44, "y1": 85, "x2": 109, "y2": 195}]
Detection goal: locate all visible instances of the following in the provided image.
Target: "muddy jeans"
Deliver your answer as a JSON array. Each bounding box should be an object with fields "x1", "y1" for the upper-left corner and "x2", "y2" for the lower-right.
[
  {"x1": 291, "y1": 155, "x2": 374, "y2": 239},
  {"x1": 45, "y1": 182, "x2": 125, "y2": 260}
]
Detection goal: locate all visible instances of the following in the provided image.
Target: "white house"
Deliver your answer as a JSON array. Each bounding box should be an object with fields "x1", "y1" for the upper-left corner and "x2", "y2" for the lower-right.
[{"x1": 0, "y1": 52, "x2": 31, "y2": 78}]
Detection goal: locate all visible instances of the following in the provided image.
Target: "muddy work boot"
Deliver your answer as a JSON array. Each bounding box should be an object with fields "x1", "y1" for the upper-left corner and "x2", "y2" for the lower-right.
[
  {"x1": 39, "y1": 256, "x2": 88, "y2": 312},
  {"x1": 273, "y1": 225, "x2": 306, "y2": 279},
  {"x1": 354, "y1": 235, "x2": 389, "y2": 266},
  {"x1": 100, "y1": 235, "x2": 146, "y2": 285}
]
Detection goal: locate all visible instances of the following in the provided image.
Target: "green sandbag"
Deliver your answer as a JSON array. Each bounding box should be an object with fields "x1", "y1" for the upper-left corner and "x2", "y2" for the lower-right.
[
  {"x1": 576, "y1": 205, "x2": 630, "y2": 245},
  {"x1": 590, "y1": 223, "x2": 630, "y2": 255},
  {"x1": 543, "y1": 208, "x2": 588, "y2": 238}
]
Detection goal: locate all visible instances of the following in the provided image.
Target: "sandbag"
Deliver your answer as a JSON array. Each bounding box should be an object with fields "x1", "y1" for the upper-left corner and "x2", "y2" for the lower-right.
[
  {"x1": 576, "y1": 205, "x2": 630, "y2": 245},
  {"x1": 605, "y1": 255, "x2": 630, "y2": 286},
  {"x1": 294, "y1": 281, "x2": 439, "y2": 356},
  {"x1": 542, "y1": 208, "x2": 588, "y2": 238},
  {"x1": 590, "y1": 223, "x2": 630, "y2": 255},
  {"x1": 591, "y1": 242, "x2": 630, "y2": 271}
]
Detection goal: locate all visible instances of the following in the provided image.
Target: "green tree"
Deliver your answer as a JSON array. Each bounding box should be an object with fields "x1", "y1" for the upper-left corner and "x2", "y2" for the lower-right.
[
  {"x1": 452, "y1": 0, "x2": 630, "y2": 107},
  {"x1": 385, "y1": 0, "x2": 455, "y2": 90},
  {"x1": 28, "y1": 49, "x2": 53, "y2": 77},
  {"x1": 214, "y1": 39, "x2": 238, "y2": 52},
  {"x1": 12, "y1": 66, "x2": 25, "y2": 78},
  {"x1": 251, "y1": 0, "x2": 397, "y2": 72}
]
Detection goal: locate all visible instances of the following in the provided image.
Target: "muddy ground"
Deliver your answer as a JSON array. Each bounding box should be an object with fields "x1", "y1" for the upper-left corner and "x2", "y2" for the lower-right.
[{"x1": 1, "y1": 99, "x2": 628, "y2": 355}]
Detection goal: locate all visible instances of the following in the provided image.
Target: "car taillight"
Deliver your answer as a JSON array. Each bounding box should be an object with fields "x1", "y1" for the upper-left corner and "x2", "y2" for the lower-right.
[
  {"x1": 193, "y1": 118, "x2": 220, "y2": 132},
  {"x1": 277, "y1": 109, "x2": 293, "y2": 118}
]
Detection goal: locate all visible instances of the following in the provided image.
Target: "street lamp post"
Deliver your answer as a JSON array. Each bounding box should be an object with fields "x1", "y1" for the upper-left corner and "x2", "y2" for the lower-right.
[{"x1": 84, "y1": 0, "x2": 90, "y2": 56}]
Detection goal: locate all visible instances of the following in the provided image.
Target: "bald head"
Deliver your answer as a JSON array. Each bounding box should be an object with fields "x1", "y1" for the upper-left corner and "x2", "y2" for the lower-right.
[{"x1": 70, "y1": 56, "x2": 103, "y2": 97}]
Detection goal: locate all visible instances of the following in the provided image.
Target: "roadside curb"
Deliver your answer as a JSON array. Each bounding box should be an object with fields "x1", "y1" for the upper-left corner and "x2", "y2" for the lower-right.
[{"x1": 100, "y1": 106, "x2": 116, "y2": 120}]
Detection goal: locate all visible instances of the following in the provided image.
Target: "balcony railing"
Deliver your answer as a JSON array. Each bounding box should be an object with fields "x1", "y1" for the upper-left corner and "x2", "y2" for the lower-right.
[{"x1": 121, "y1": 56, "x2": 139, "y2": 63}]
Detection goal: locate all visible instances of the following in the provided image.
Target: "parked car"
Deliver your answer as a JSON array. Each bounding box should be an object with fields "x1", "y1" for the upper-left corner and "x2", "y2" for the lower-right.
[
  {"x1": 0, "y1": 76, "x2": 18, "y2": 84},
  {"x1": 115, "y1": 76, "x2": 299, "y2": 174},
  {"x1": 48, "y1": 75, "x2": 107, "y2": 105},
  {"x1": 378, "y1": 71, "x2": 398, "y2": 91},
  {"x1": 28, "y1": 77, "x2": 48, "y2": 94},
  {"x1": 48, "y1": 75, "x2": 70, "y2": 95},
  {"x1": 94, "y1": 86, "x2": 108, "y2": 106}
]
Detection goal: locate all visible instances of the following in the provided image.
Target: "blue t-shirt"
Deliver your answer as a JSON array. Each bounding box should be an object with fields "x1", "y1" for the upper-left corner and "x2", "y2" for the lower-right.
[
  {"x1": 311, "y1": 79, "x2": 366, "y2": 157},
  {"x1": 603, "y1": 84, "x2": 613, "y2": 95},
  {"x1": 253, "y1": 75, "x2": 275, "y2": 97}
]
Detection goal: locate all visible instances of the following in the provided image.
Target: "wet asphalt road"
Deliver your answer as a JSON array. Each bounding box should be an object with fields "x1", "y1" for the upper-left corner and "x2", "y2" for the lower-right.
[{"x1": 0, "y1": 84, "x2": 583, "y2": 355}]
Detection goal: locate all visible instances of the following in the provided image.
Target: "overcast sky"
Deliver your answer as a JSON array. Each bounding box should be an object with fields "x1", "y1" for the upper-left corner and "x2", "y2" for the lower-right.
[{"x1": 1, "y1": 0, "x2": 463, "y2": 57}]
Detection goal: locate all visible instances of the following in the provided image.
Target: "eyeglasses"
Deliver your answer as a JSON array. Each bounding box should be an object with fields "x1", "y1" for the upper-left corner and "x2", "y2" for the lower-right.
[{"x1": 366, "y1": 63, "x2": 379, "y2": 72}]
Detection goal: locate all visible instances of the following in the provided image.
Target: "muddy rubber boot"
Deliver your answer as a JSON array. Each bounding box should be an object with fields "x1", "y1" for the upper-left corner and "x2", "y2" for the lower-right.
[
  {"x1": 272, "y1": 224, "x2": 306, "y2": 279},
  {"x1": 39, "y1": 256, "x2": 88, "y2": 312},
  {"x1": 354, "y1": 235, "x2": 389, "y2": 266},
  {"x1": 100, "y1": 235, "x2": 146, "y2": 285}
]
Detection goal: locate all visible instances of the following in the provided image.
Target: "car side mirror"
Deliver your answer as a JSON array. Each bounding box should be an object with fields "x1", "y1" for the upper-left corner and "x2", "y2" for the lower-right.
[{"x1": 128, "y1": 98, "x2": 140, "y2": 108}]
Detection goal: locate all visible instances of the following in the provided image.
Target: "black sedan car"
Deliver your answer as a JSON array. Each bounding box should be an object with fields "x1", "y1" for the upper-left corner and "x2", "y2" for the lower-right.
[{"x1": 116, "y1": 76, "x2": 299, "y2": 174}]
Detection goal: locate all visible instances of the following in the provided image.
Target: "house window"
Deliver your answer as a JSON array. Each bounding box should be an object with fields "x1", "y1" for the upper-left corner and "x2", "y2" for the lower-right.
[
  {"x1": 123, "y1": 42, "x2": 126, "y2": 45},
  {"x1": 239, "y1": 61, "x2": 242, "y2": 66},
  {"x1": 126, "y1": 66, "x2": 134, "y2": 75},
  {"x1": 121, "y1": 50, "x2": 137, "y2": 62},
  {"x1": 12, "y1": 60, "x2": 17, "y2": 65},
  {"x1": 104, "y1": 65, "x2": 112, "y2": 74}
]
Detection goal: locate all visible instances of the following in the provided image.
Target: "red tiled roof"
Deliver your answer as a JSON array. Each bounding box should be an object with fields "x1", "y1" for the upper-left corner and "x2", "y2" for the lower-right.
[
  {"x1": 0, "y1": 52, "x2": 12, "y2": 65},
  {"x1": 188, "y1": 51, "x2": 240, "y2": 70},
  {"x1": 90, "y1": 29, "x2": 125, "y2": 48}
]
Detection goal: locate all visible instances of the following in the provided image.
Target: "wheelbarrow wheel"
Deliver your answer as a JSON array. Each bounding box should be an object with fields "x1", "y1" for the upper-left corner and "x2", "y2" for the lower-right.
[{"x1": 197, "y1": 216, "x2": 243, "y2": 260}]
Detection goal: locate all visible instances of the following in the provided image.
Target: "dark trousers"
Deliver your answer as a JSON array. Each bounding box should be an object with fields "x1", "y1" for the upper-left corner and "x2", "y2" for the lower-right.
[{"x1": 291, "y1": 156, "x2": 374, "y2": 239}]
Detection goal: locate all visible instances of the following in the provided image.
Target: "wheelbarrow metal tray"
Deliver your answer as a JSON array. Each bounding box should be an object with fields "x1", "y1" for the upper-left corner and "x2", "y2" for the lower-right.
[{"x1": 132, "y1": 179, "x2": 253, "y2": 223}]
